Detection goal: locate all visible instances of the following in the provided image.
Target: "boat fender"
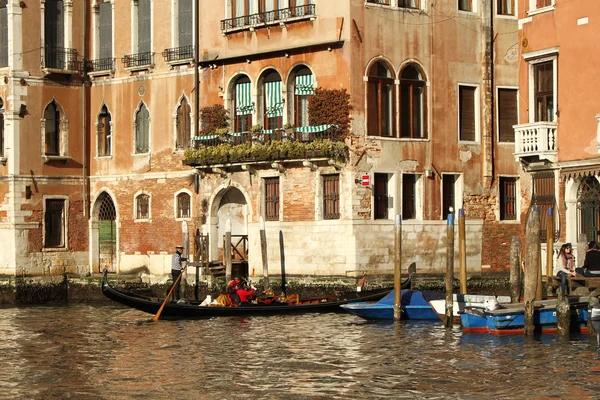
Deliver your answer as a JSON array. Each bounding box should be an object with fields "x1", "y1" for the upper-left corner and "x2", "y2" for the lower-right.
[
  {"x1": 484, "y1": 298, "x2": 500, "y2": 311},
  {"x1": 199, "y1": 295, "x2": 212, "y2": 306}
]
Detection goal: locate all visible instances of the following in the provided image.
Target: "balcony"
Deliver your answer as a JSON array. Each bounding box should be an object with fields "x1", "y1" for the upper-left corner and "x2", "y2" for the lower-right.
[
  {"x1": 220, "y1": 4, "x2": 316, "y2": 33},
  {"x1": 162, "y1": 45, "x2": 194, "y2": 65},
  {"x1": 86, "y1": 58, "x2": 115, "y2": 76},
  {"x1": 121, "y1": 52, "x2": 154, "y2": 72},
  {"x1": 42, "y1": 46, "x2": 83, "y2": 74},
  {"x1": 513, "y1": 121, "x2": 558, "y2": 162}
]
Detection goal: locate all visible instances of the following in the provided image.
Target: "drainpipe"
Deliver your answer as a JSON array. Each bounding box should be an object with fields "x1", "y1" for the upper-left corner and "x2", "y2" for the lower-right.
[
  {"x1": 482, "y1": 0, "x2": 494, "y2": 189},
  {"x1": 81, "y1": 0, "x2": 88, "y2": 218},
  {"x1": 194, "y1": 0, "x2": 199, "y2": 141}
]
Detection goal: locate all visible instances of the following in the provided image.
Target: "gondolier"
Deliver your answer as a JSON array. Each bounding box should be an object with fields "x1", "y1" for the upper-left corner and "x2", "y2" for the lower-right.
[{"x1": 171, "y1": 245, "x2": 187, "y2": 300}]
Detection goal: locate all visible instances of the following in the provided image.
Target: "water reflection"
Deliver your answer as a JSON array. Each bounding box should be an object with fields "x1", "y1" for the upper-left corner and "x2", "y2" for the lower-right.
[{"x1": 1, "y1": 304, "x2": 599, "y2": 399}]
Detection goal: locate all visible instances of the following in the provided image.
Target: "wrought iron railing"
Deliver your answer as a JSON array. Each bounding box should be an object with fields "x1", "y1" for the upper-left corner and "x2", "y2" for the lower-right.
[
  {"x1": 121, "y1": 52, "x2": 154, "y2": 69},
  {"x1": 43, "y1": 46, "x2": 82, "y2": 72},
  {"x1": 513, "y1": 121, "x2": 558, "y2": 162},
  {"x1": 86, "y1": 57, "x2": 115, "y2": 73},
  {"x1": 220, "y1": 4, "x2": 316, "y2": 31},
  {"x1": 162, "y1": 45, "x2": 194, "y2": 63}
]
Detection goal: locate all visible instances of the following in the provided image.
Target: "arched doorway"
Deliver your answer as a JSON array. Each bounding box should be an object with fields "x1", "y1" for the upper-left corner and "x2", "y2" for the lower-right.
[
  {"x1": 212, "y1": 186, "x2": 249, "y2": 278},
  {"x1": 92, "y1": 192, "x2": 117, "y2": 273},
  {"x1": 577, "y1": 176, "x2": 600, "y2": 243}
]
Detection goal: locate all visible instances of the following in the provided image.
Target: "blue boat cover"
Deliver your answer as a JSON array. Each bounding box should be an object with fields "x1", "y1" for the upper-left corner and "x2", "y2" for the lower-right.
[{"x1": 378, "y1": 290, "x2": 444, "y2": 307}]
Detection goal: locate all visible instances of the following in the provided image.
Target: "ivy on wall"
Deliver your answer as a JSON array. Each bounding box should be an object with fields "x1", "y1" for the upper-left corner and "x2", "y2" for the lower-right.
[
  {"x1": 200, "y1": 104, "x2": 229, "y2": 135},
  {"x1": 309, "y1": 88, "x2": 352, "y2": 137}
]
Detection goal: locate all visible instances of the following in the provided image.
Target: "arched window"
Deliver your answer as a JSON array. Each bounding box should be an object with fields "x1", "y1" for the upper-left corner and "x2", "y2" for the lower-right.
[
  {"x1": 292, "y1": 66, "x2": 313, "y2": 127},
  {"x1": 44, "y1": 102, "x2": 60, "y2": 155},
  {"x1": 400, "y1": 64, "x2": 426, "y2": 139},
  {"x1": 135, "y1": 103, "x2": 149, "y2": 153},
  {"x1": 262, "y1": 70, "x2": 283, "y2": 130},
  {"x1": 233, "y1": 75, "x2": 252, "y2": 133},
  {"x1": 176, "y1": 98, "x2": 191, "y2": 150},
  {"x1": 577, "y1": 176, "x2": 600, "y2": 243},
  {"x1": 97, "y1": 105, "x2": 112, "y2": 156},
  {"x1": 135, "y1": 193, "x2": 150, "y2": 220},
  {"x1": 176, "y1": 192, "x2": 191, "y2": 219},
  {"x1": 367, "y1": 61, "x2": 395, "y2": 137}
]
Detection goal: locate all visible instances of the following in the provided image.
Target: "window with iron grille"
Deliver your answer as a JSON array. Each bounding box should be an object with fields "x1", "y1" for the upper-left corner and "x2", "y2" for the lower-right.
[
  {"x1": 367, "y1": 61, "x2": 395, "y2": 137},
  {"x1": 44, "y1": 102, "x2": 61, "y2": 156},
  {"x1": 135, "y1": 103, "x2": 150, "y2": 153},
  {"x1": 497, "y1": 0, "x2": 514, "y2": 15},
  {"x1": 374, "y1": 173, "x2": 389, "y2": 220},
  {"x1": 323, "y1": 175, "x2": 340, "y2": 220},
  {"x1": 264, "y1": 177, "x2": 280, "y2": 221},
  {"x1": 97, "y1": 105, "x2": 111, "y2": 156},
  {"x1": 176, "y1": 98, "x2": 191, "y2": 150},
  {"x1": 498, "y1": 88, "x2": 517, "y2": 142},
  {"x1": 177, "y1": 193, "x2": 191, "y2": 219},
  {"x1": 136, "y1": 194, "x2": 150, "y2": 220},
  {"x1": 500, "y1": 177, "x2": 517, "y2": 220},
  {"x1": 530, "y1": 171, "x2": 558, "y2": 242},
  {"x1": 442, "y1": 174, "x2": 458, "y2": 220},
  {"x1": 0, "y1": 0, "x2": 7, "y2": 68},
  {"x1": 459, "y1": 85, "x2": 476, "y2": 141},
  {"x1": 45, "y1": 199, "x2": 65, "y2": 248},
  {"x1": 44, "y1": 0, "x2": 65, "y2": 69},
  {"x1": 402, "y1": 174, "x2": 417, "y2": 220}
]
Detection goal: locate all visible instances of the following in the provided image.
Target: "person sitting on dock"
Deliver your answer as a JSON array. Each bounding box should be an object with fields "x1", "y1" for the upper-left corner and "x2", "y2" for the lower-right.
[
  {"x1": 576, "y1": 241, "x2": 600, "y2": 277},
  {"x1": 554, "y1": 243, "x2": 577, "y2": 294}
]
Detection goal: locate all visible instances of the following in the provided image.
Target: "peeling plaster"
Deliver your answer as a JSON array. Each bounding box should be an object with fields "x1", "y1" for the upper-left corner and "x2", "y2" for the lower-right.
[{"x1": 459, "y1": 149, "x2": 473, "y2": 163}]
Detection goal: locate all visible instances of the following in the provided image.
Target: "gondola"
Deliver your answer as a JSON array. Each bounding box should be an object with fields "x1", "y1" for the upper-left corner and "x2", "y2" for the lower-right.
[{"x1": 102, "y1": 270, "x2": 411, "y2": 318}]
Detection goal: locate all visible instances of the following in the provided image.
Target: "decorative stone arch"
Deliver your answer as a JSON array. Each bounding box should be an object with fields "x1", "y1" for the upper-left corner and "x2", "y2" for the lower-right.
[
  {"x1": 285, "y1": 63, "x2": 316, "y2": 127},
  {"x1": 257, "y1": 67, "x2": 284, "y2": 130},
  {"x1": 90, "y1": 189, "x2": 119, "y2": 274},
  {"x1": 173, "y1": 93, "x2": 193, "y2": 151},
  {"x1": 133, "y1": 100, "x2": 151, "y2": 154},
  {"x1": 226, "y1": 72, "x2": 254, "y2": 132},
  {"x1": 174, "y1": 188, "x2": 193, "y2": 220},
  {"x1": 397, "y1": 60, "x2": 429, "y2": 139},
  {"x1": 364, "y1": 56, "x2": 396, "y2": 78},
  {"x1": 133, "y1": 189, "x2": 151, "y2": 221},
  {"x1": 95, "y1": 102, "x2": 113, "y2": 157},
  {"x1": 40, "y1": 97, "x2": 69, "y2": 158},
  {"x1": 205, "y1": 181, "x2": 253, "y2": 269}
]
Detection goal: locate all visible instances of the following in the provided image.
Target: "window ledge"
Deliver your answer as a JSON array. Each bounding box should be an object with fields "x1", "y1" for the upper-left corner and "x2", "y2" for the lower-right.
[
  {"x1": 364, "y1": 3, "x2": 424, "y2": 14},
  {"x1": 527, "y1": 5, "x2": 555, "y2": 17},
  {"x1": 88, "y1": 70, "x2": 115, "y2": 78},
  {"x1": 42, "y1": 68, "x2": 79, "y2": 76},
  {"x1": 0, "y1": 156, "x2": 6, "y2": 166},
  {"x1": 94, "y1": 155, "x2": 112, "y2": 160},
  {"x1": 458, "y1": 140, "x2": 480, "y2": 145},
  {"x1": 132, "y1": 152, "x2": 151, "y2": 157},
  {"x1": 367, "y1": 135, "x2": 430, "y2": 142},
  {"x1": 134, "y1": 218, "x2": 152, "y2": 223},
  {"x1": 166, "y1": 58, "x2": 194, "y2": 68},
  {"x1": 43, "y1": 155, "x2": 71, "y2": 164},
  {"x1": 42, "y1": 247, "x2": 69, "y2": 252},
  {"x1": 499, "y1": 219, "x2": 520, "y2": 224},
  {"x1": 175, "y1": 217, "x2": 192, "y2": 222},
  {"x1": 124, "y1": 64, "x2": 154, "y2": 74}
]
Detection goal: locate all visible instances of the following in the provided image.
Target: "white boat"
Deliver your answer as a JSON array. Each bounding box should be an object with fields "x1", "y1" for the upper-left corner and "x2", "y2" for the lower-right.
[{"x1": 428, "y1": 294, "x2": 512, "y2": 324}]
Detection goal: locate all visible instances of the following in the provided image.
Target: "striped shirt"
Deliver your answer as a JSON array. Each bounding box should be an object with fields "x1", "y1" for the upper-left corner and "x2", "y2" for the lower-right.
[{"x1": 172, "y1": 252, "x2": 185, "y2": 271}]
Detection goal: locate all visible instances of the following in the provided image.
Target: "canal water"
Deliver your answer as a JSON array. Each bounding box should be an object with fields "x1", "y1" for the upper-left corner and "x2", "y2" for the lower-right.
[{"x1": 1, "y1": 304, "x2": 599, "y2": 400}]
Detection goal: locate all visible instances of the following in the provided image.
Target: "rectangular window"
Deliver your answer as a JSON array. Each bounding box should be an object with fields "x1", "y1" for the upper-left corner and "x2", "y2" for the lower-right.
[
  {"x1": 497, "y1": 0, "x2": 514, "y2": 15},
  {"x1": 45, "y1": 199, "x2": 65, "y2": 248},
  {"x1": 0, "y1": 0, "x2": 8, "y2": 67},
  {"x1": 534, "y1": 61, "x2": 554, "y2": 122},
  {"x1": 498, "y1": 88, "x2": 517, "y2": 143},
  {"x1": 442, "y1": 174, "x2": 457, "y2": 220},
  {"x1": 458, "y1": 0, "x2": 472, "y2": 12},
  {"x1": 137, "y1": 0, "x2": 151, "y2": 54},
  {"x1": 44, "y1": 0, "x2": 65, "y2": 69},
  {"x1": 367, "y1": 0, "x2": 390, "y2": 4},
  {"x1": 398, "y1": 0, "x2": 419, "y2": 8},
  {"x1": 178, "y1": 0, "x2": 193, "y2": 47},
  {"x1": 323, "y1": 175, "x2": 340, "y2": 220},
  {"x1": 264, "y1": 177, "x2": 280, "y2": 221},
  {"x1": 500, "y1": 177, "x2": 517, "y2": 221},
  {"x1": 459, "y1": 85, "x2": 476, "y2": 141},
  {"x1": 402, "y1": 174, "x2": 417, "y2": 220},
  {"x1": 136, "y1": 195, "x2": 149, "y2": 220},
  {"x1": 531, "y1": 171, "x2": 556, "y2": 242},
  {"x1": 374, "y1": 173, "x2": 389, "y2": 220},
  {"x1": 99, "y1": 1, "x2": 112, "y2": 60}
]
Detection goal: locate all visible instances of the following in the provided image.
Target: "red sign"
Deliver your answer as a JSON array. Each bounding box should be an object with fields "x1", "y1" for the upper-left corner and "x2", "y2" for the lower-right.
[{"x1": 361, "y1": 175, "x2": 370, "y2": 187}]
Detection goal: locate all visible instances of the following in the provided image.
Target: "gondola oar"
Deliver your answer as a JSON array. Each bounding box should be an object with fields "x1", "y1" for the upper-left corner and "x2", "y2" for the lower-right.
[{"x1": 153, "y1": 266, "x2": 186, "y2": 322}]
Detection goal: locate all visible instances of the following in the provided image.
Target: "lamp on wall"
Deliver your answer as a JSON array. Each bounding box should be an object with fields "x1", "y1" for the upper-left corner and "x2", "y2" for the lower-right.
[
  {"x1": 19, "y1": 104, "x2": 28, "y2": 118},
  {"x1": 19, "y1": 1, "x2": 27, "y2": 8}
]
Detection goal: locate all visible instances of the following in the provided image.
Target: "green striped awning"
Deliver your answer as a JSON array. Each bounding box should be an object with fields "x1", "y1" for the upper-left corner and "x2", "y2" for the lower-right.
[
  {"x1": 265, "y1": 80, "x2": 283, "y2": 117},
  {"x1": 193, "y1": 134, "x2": 219, "y2": 141},
  {"x1": 236, "y1": 82, "x2": 253, "y2": 115},
  {"x1": 294, "y1": 124, "x2": 336, "y2": 133},
  {"x1": 295, "y1": 74, "x2": 314, "y2": 96}
]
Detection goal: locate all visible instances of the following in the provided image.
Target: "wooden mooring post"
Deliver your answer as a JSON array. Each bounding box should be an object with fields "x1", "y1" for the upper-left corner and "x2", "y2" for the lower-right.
[
  {"x1": 279, "y1": 230, "x2": 286, "y2": 295},
  {"x1": 445, "y1": 208, "x2": 455, "y2": 327},
  {"x1": 510, "y1": 236, "x2": 522, "y2": 303},
  {"x1": 225, "y1": 219, "x2": 232, "y2": 284},
  {"x1": 458, "y1": 209, "x2": 467, "y2": 294},
  {"x1": 524, "y1": 206, "x2": 540, "y2": 336},
  {"x1": 393, "y1": 215, "x2": 402, "y2": 321},
  {"x1": 546, "y1": 208, "x2": 554, "y2": 298},
  {"x1": 259, "y1": 217, "x2": 269, "y2": 291}
]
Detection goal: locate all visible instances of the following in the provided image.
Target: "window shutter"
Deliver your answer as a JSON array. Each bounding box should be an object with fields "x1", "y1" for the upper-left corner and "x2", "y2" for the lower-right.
[
  {"x1": 0, "y1": 4, "x2": 7, "y2": 67},
  {"x1": 498, "y1": 88, "x2": 517, "y2": 143},
  {"x1": 177, "y1": 99, "x2": 191, "y2": 149},
  {"x1": 138, "y1": 0, "x2": 151, "y2": 54},
  {"x1": 136, "y1": 105, "x2": 149, "y2": 153},
  {"x1": 367, "y1": 81, "x2": 379, "y2": 136},
  {"x1": 179, "y1": 0, "x2": 193, "y2": 47},
  {"x1": 459, "y1": 86, "x2": 475, "y2": 141},
  {"x1": 99, "y1": 2, "x2": 112, "y2": 59}
]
